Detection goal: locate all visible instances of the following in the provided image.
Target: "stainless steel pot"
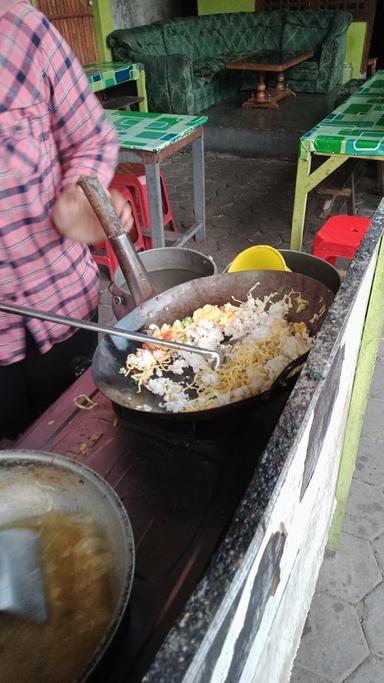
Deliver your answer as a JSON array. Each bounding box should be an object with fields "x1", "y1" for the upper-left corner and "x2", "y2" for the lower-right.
[
  {"x1": 110, "y1": 247, "x2": 217, "y2": 320},
  {"x1": 0, "y1": 450, "x2": 135, "y2": 682},
  {"x1": 279, "y1": 249, "x2": 341, "y2": 294}
]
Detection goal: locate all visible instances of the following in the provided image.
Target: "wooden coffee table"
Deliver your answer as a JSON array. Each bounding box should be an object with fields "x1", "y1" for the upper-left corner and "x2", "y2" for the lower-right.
[{"x1": 227, "y1": 51, "x2": 314, "y2": 110}]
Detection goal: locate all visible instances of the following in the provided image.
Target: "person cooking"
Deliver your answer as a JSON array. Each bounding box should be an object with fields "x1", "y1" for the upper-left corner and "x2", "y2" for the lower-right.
[{"x1": 0, "y1": 0, "x2": 133, "y2": 439}]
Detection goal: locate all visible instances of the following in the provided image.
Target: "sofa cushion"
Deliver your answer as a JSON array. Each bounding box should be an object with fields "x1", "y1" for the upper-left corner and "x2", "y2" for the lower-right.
[
  {"x1": 161, "y1": 12, "x2": 283, "y2": 62},
  {"x1": 193, "y1": 58, "x2": 227, "y2": 84},
  {"x1": 215, "y1": 12, "x2": 282, "y2": 57},
  {"x1": 281, "y1": 11, "x2": 333, "y2": 55},
  {"x1": 192, "y1": 71, "x2": 239, "y2": 113},
  {"x1": 162, "y1": 17, "x2": 208, "y2": 59}
]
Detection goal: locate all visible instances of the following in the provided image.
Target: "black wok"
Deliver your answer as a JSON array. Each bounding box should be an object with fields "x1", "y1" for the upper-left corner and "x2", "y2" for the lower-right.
[{"x1": 92, "y1": 270, "x2": 334, "y2": 421}]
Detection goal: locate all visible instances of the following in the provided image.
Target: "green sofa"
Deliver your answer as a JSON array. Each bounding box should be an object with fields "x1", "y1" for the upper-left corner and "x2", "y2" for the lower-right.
[{"x1": 107, "y1": 10, "x2": 352, "y2": 115}]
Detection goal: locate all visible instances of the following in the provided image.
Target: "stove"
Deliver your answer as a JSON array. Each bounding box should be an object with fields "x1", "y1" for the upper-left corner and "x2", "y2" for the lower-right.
[{"x1": 16, "y1": 371, "x2": 295, "y2": 683}]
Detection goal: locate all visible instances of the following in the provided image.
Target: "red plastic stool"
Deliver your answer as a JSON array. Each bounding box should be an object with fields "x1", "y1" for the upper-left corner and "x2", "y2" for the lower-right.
[
  {"x1": 311, "y1": 215, "x2": 371, "y2": 265},
  {"x1": 113, "y1": 163, "x2": 177, "y2": 248},
  {"x1": 91, "y1": 185, "x2": 145, "y2": 280}
]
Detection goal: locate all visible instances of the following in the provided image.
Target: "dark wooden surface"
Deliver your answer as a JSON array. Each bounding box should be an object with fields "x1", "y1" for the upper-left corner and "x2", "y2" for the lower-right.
[
  {"x1": 226, "y1": 51, "x2": 314, "y2": 73},
  {"x1": 16, "y1": 368, "x2": 274, "y2": 682}
]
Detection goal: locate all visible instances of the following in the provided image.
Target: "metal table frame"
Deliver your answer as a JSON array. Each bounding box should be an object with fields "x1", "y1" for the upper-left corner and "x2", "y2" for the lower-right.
[
  {"x1": 290, "y1": 150, "x2": 384, "y2": 251},
  {"x1": 290, "y1": 71, "x2": 384, "y2": 251},
  {"x1": 119, "y1": 126, "x2": 206, "y2": 249}
]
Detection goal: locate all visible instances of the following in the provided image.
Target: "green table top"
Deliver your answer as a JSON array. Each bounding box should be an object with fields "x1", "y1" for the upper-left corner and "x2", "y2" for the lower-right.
[
  {"x1": 301, "y1": 71, "x2": 384, "y2": 158},
  {"x1": 84, "y1": 62, "x2": 143, "y2": 93},
  {"x1": 105, "y1": 110, "x2": 208, "y2": 153}
]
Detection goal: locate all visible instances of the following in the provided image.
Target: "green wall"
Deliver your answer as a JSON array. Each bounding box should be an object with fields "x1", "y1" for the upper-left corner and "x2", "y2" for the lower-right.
[
  {"x1": 197, "y1": 0, "x2": 366, "y2": 76},
  {"x1": 198, "y1": 0, "x2": 255, "y2": 14},
  {"x1": 94, "y1": 0, "x2": 113, "y2": 61},
  {"x1": 346, "y1": 22, "x2": 366, "y2": 78}
]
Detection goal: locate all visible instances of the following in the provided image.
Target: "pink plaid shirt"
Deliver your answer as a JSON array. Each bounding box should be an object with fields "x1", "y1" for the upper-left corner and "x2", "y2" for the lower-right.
[{"x1": 0, "y1": 1, "x2": 119, "y2": 365}]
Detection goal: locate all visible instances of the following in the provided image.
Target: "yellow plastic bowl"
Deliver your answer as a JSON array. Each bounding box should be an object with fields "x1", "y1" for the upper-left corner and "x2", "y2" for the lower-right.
[{"x1": 227, "y1": 245, "x2": 291, "y2": 273}]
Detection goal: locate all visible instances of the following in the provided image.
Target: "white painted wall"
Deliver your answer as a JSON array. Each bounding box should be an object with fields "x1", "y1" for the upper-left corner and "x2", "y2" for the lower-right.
[{"x1": 182, "y1": 245, "x2": 379, "y2": 683}]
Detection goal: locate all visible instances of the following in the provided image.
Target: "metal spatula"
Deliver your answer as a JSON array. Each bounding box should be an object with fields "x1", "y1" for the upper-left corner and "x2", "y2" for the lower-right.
[
  {"x1": 0, "y1": 529, "x2": 47, "y2": 623},
  {"x1": 0, "y1": 301, "x2": 223, "y2": 369}
]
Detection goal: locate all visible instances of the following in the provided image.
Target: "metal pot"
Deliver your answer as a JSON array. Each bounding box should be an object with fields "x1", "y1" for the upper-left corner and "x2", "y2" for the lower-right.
[
  {"x1": 0, "y1": 450, "x2": 135, "y2": 683},
  {"x1": 279, "y1": 250, "x2": 341, "y2": 294},
  {"x1": 110, "y1": 247, "x2": 217, "y2": 320}
]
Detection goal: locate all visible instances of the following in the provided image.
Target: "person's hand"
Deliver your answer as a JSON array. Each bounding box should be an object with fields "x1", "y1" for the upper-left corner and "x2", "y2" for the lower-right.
[
  {"x1": 52, "y1": 184, "x2": 134, "y2": 244},
  {"x1": 109, "y1": 188, "x2": 135, "y2": 235}
]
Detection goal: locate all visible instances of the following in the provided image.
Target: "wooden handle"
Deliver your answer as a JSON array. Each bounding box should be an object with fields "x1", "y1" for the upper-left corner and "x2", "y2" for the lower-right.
[
  {"x1": 77, "y1": 175, "x2": 125, "y2": 237},
  {"x1": 77, "y1": 176, "x2": 157, "y2": 306}
]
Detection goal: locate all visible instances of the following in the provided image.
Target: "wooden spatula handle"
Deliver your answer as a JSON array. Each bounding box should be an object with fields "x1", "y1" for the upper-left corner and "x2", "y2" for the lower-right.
[{"x1": 77, "y1": 175, "x2": 157, "y2": 305}]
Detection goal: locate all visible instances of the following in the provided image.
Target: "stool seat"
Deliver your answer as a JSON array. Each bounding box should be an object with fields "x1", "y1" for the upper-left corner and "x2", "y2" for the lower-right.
[{"x1": 311, "y1": 215, "x2": 371, "y2": 265}]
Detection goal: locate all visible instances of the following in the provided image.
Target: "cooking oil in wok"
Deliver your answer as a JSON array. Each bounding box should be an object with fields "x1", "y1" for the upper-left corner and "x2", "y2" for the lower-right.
[{"x1": 0, "y1": 511, "x2": 114, "y2": 683}]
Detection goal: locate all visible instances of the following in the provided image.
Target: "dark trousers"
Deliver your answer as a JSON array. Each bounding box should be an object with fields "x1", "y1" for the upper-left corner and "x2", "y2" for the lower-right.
[{"x1": 0, "y1": 321, "x2": 98, "y2": 439}]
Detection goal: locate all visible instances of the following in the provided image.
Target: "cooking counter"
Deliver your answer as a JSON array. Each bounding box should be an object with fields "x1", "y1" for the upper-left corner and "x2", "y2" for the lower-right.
[
  {"x1": 17, "y1": 365, "x2": 292, "y2": 682},
  {"x1": 16, "y1": 201, "x2": 384, "y2": 683}
]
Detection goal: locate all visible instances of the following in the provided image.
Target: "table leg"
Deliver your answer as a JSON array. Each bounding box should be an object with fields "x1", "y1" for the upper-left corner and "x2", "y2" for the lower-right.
[
  {"x1": 291, "y1": 154, "x2": 349, "y2": 250},
  {"x1": 276, "y1": 73, "x2": 284, "y2": 91},
  {"x1": 145, "y1": 162, "x2": 164, "y2": 248},
  {"x1": 290, "y1": 155, "x2": 311, "y2": 251},
  {"x1": 256, "y1": 72, "x2": 267, "y2": 103},
  {"x1": 137, "y1": 67, "x2": 148, "y2": 113},
  {"x1": 192, "y1": 132, "x2": 206, "y2": 241},
  {"x1": 275, "y1": 72, "x2": 296, "y2": 99}
]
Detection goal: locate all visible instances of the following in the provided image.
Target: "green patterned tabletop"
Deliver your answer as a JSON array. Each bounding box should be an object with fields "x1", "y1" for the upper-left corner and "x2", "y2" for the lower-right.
[
  {"x1": 83, "y1": 62, "x2": 143, "y2": 93},
  {"x1": 301, "y1": 71, "x2": 384, "y2": 158},
  {"x1": 105, "y1": 110, "x2": 208, "y2": 153}
]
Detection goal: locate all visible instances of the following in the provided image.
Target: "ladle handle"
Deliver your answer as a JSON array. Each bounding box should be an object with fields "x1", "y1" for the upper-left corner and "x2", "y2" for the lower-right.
[
  {"x1": 77, "y1": 176, "x2": 157, "y2": 306},
  {"x1": 0, "y1": 301, "x2": 222, "y2": 369}
]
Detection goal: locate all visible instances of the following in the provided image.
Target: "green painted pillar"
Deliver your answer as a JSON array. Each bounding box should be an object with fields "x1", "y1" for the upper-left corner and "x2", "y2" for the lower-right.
[{"x1": 93, "y1": 0, "x2": 113, "y2": 62}]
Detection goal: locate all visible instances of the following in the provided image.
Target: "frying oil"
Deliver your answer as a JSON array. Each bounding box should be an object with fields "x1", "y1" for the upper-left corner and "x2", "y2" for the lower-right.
[{"x1": 0, "y1": 511, "x2": 114, "y2": 683}]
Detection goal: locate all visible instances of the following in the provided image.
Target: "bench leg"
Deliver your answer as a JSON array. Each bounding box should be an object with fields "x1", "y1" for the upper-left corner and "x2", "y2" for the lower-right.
[
  {"x1": 290, "y1": 155, "x2": 311, "y2": 251},
  {"x1": 145, "y1": 162, "x2": 164, "y2": 248},
  {"x1": 192, "y1": 132, "x2": 206, "y2": 241}
]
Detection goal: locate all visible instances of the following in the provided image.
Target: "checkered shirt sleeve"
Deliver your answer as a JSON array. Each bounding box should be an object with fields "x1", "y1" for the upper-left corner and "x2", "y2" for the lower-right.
[{"x1": 0, "y1": 2, "x2": 119, "y2": 365}]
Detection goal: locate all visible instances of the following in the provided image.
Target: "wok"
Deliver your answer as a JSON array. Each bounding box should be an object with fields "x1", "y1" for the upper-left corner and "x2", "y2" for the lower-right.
[
  {"x1": 76, "y1": 179, "x2": 334, "y2": 419},
  {"x1": 92, "y1": 270, "x2": 335, "y2": 421},
  {"x1": 0, "y1": 450, "x2": 135, "y2": 683}
]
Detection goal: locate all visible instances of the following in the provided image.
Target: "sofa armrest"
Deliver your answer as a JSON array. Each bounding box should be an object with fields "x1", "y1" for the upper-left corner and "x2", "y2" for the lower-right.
[
  {"x1": 317, "y1": 33, "x2": 347, "y2": 93},
  {"x1": 141, "y1": 54, "x2": 195, "y2": 115},
  {"x1": 107, "y1": 34, "x2": 194, "y2": 114}
]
